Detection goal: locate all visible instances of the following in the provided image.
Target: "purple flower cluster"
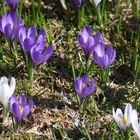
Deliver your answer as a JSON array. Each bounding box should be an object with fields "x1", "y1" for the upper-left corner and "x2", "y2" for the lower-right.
[
  {"x1": 77, "y1": 26, "x2": 116, "y2": 69},
  {"x1": 75, "y1": 26, "x2": 116, "y2": 100},
  {"x1": 0, "y1": 11, "x2": 23, "y2": 43},
  {"x1": 0, "y1": 1, "x2": 54, "y2": 66},
  {"x1": 18, "y1": 25, "x2": 54, "y2": 66}
]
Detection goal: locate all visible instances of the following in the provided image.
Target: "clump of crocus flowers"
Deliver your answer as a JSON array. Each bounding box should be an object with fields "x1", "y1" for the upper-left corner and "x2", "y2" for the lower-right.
[
  {"x1": 77, "y1": 26, "x2": 116, "y2": 70},
  {"x1": 18, "y1": 25, "x2": 54, "y2": 66},
  {"x1": 0, "y1": 76, "x2": 34, "y2": 131},
  {"x1": 0, "y1": 0, "x2": 54, "y2": 81},
  {"x1": 77, "y1": 26, "x2": 116, "y2": 83},
  {"x1": 0, "y1": 11, "x2": 23, "y2": 43}
]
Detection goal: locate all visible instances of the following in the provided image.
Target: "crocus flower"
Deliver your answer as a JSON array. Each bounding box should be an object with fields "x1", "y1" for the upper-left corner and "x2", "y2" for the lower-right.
[
  {"x1": 18, "y1": 25, "x2": 46, "y2": 54},
  {"x1": 113, "y1": 103, "x2": 132, "y2": 131},
  {"x1": 74, "y1": 75, "x2": 96, "y2": 100},
  {"x1": 93, "y1": 42, "x2": 116, "y2": 69},
  {"x1": 0, "y1": 11, "x2": 23, "y2": 43},
  {"x1": 131, "y1": 110, "x2": 140, "y2": 138},
  {"x1": 30, "y1": 42, "x2": 54, "y2": 66},
  {"x1": 77, "y1": 26, "x2": 95, "y2": 58},
  {"x1": 76, "y1": 0, "x2": 84, "y2": 7},
  {"x1": 0, "y1": 77, "x2": 16, "y2": 107},
  {"x1": 10, "y1": 95, "x2": 33, "y2": 122},
  {"x1": 6, "y1": 0, "x2": 19, "y2": 10}
]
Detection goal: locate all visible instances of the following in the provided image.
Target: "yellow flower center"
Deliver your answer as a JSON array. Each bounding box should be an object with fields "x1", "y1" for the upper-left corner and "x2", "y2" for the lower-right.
[
  {"x1": 20, "y1": 106, "x2": 23, "y2": 115},
  {"x1": 122, "y1": 115, "x2": 126, "y2": 126}
]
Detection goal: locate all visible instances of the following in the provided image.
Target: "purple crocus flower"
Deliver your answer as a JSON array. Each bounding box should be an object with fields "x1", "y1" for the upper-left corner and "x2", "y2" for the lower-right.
[
  {"x1": 74, "y1": 75, "x2": 96, "y2": 100},
  {"x1": 6, "y1": 0, "x2": 19, "y2": 10},
  {"x1": 30, "y1": 42, "x2": 54, "y2": 66},
  {"x1": 18, "y1": 26, "x2": 46, "y2": 54},
  {"x1": 0, "y1": 11, "x2": 23, "y2": 43},
  {"x1": 76, "y1": 0, "x2": 84, "y2": 7},
  {"x1": 77, "y1": 26, "x2": 95, "y2": 58},
  {"x1": 10, "y1": 95, "x2": 33, "y2": 122},
  {"x1": 93, "y1": 42, "x2": 116, "y2": 69}
]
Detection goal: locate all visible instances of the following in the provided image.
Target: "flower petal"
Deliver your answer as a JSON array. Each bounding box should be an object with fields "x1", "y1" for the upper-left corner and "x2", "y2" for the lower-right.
[
  {"x1": 81, "y1": 86, "x2": 88, "y2": 98},
  {"x1": 93, "y1": 51, "x2": 100, "y2": 65},
  {"x1": 106, "y1": 45, "x2": 113, "y2": 60},
  {"x1": 20, "y1": 105, "x2": 31, "y2": 120},
  {"x1": 27, "y1": 26, "x2": 36, "y2": 38},
  {"x1": 94, "y1": 42, "x2": 105, "y2": 57},
  {"x1": 4, "y1": 24, "x2": 13, "y2": 40},
  {"x1": 12, "y1": 102, "x2": 20, "y2": 121},
  {"x1": 110, "y1": 49, "x2": 116, "y2": 65},
  {"x1": 81, "y1": 75, "x2": 88, "y2": 84},
  {"x1": 23, "y1": 37, "x2": 34, "y2": 53},
  {"x1": 131, "y1": 110, "x2": 140, "y2": 138},
  {"x1": 29, "y1": 99, "x2": 34, "y2": 110},
  {"x1": 18, "y1": 25, "x2": 26, "y2": 46},
  {"x1": 86, "y1": 36, "x2": 95, "y2": 53},
  {"x1": 20, "y1": 95, "x2": 27, "y2": 107},
  {"x1": 88, "y1": 79, "x2": 96, "y2": 95},
  {"x1": 77, "y1": 34, "x2": 85, "y2": 49},
  {"x1": 43, "y1": 45, "x2": 54, "y2": 62},
  {"x1": 39, "y1": 28, "x2": 46, "y2": 38},
  {"x1": 113, "y1": 108, "x2": 123, "y2": 129},
  {"x1": 94, "y1": 32, "x2": 101, "y2": 45},
  {"x1": 0, "y1": 84, "x2": 10, "y2": 107},
  {"x1": 0, "y1": 76, "x2": 8, "y2": 85},
  {"x1": 74, "y1": 77, "x2": 82, "y2": 94},
  {"x1": 125, "y1": 103, "x2": 132, "y2": 127},
  {"x1": 10, "y1": 11, "x2": 18, "y2": 25},
  {"x1": 9, "y1": 77, "x2": 16, "y2": 97},
  {"x1": 101, "y1": 54, "x2": 109, "y2": 69},
  {"x1": 10, "y1": 95, "x2": 18, "y2": 111}
]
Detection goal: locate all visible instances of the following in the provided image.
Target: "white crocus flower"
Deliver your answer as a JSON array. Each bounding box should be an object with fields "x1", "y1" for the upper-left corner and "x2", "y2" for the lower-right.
[
  {"x1": 113, "y1": 103, "x2": 132, "y2": 131},
  {"x1": 131, "y1": 110, "x2": 140, "y2": 138},
  {"x1": 0, "y1": 77, "x2": 16, "y2": 107}
]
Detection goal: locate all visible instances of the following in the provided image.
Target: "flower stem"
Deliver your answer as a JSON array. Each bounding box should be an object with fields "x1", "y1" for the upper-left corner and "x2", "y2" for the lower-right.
[
  {"x1": 85, "y1": 56, "x2": 89, "y2": 73},
  {"x1": 10, "y1": 41, "x2": 18, "y2": 65},
  {"x1": 124, "y1": 129, "x2": 131, "y2": 140},
  {"x1": 3, "y1": 106, "x2": 9, "y2": 119},
  {"x1": 100, "y1": 68, "x2": 109, "y2": 83},
  {"x1": 27, "y1": 59, "x2": 34, "y2": 81}
]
